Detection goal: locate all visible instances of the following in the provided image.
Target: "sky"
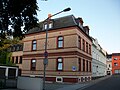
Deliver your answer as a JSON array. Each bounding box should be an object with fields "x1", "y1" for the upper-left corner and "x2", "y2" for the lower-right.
[{"x1": 37, "y1": 0, "x2": 120, "y2": 54}]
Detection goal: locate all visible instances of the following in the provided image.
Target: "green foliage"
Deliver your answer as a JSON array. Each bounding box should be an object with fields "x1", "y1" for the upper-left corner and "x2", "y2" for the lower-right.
[
  {"x1": 0, "y1": 0, "x2": 39, "y2": 38},
  {"x1": 0, "y1": 37, "x2": 21, "y2": 47},
  {"x1": 0, "y1": 51, "x2": 15, "y2": 66},
  {"x1": 0, "y1": 50, "x2": 9, "y2": 65},
  {"x1": 0, "y1": 37, "x2": 21, "y2": 65}
]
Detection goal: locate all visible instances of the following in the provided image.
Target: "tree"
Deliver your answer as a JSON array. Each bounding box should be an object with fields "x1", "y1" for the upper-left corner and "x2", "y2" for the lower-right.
[
  {"x1": 0, "y1": 0, "x2": 39, "y2": 38},
  {"x1": 0, "y1": 50, "x2": 13, "y2": 65},
  {"x1": 0, "y1": 37, "x2": 21, "y2": 65}
]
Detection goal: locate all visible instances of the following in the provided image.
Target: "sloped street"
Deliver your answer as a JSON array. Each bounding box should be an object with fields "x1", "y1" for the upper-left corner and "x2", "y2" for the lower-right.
[{"x1": 79, "y1": 75, "x2": 120, "y2": 90}]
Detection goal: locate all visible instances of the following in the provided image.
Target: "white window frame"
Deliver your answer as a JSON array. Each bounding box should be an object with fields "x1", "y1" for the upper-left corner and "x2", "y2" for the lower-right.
[
  {"x1": 57, "y1": 57, "x2": 63, "y2": 71},
  {"x1": 32, "y1": 40, "x2": 37, "y2": 50},
  {"x1": 43, "y1": 22, "x2": 53, "y2": 30},
  {"x1": 57, "y1": 36, "x2": 64, "y2": 48},
  {"x1": 56, "y1": 77, "x2": 63, "y2": 82},
  {"x1": 114, "y1": 58, "x2": 118, "y2": 60}
]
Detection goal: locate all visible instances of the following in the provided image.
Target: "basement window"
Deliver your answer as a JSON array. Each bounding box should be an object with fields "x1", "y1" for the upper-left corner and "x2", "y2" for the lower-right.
[{"x1": 56, "y1": 77, "x2": 63, "y2": 82}]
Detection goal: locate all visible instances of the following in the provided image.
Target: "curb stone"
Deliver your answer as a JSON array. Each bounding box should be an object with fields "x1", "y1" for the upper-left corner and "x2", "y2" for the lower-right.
[{"x1": 76, "y1": 75, "x2": 112, "y2": 90}]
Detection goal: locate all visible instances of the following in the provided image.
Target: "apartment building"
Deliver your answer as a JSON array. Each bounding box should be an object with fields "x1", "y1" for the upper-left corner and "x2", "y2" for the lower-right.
[
  {"x1": 106, "y1": 54, "x2": 112, "y2": 75},
  {"x1": 92, "y1": 38, "x2": 107, "y2": 79},
  {"x1": 22, "y1": 15, "x2": 92, "y2": 83},
  {"x1": 9, "y1": 44, "x2": 23, "y2": 75},
  {"x1": 112, "y1": 53, "x2": 120, "y2": 74}
]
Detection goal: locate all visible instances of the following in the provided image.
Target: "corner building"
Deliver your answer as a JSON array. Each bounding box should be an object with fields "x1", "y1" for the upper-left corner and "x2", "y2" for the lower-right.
[{"x1": 22, "y1": 15, "x2": 92, "y2": 83}]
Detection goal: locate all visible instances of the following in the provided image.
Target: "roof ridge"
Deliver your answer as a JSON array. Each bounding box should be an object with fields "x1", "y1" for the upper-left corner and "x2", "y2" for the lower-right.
[{"x1": 53, "y1": 14, "x2": 74, "y2": 20}]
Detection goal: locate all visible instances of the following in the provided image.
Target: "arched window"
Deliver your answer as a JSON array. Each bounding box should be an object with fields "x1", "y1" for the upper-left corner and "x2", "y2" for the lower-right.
[
  {"x1": 57, "y1": 36, "x2": 64, "y2": 48},
  {"x1": 57, "y1": 57, "x2": 63, "y2": 71},
  {"x1": 31, "y1": 59, "x2": 36, "y2": 70},
  {"x1": 32, "y1": 40, "x2": 37, "y2": 50}
]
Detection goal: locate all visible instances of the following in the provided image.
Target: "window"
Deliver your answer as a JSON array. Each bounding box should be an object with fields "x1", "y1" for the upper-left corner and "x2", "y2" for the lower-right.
[
  {"x1": 114, "y1": 63, "x2": 118, "y2": 66},
  {"x1": 83, "y1": 59, "x2": 85, "y2": 71},
  {"x1": 56, "y1": 77, "x2": 63, "y2": 82},
  {"x1": 57, "y1": 36, "x2": 64, "y2": 48},
  {"x1": 19, "y1": 56, "x2": 22, "y2": 64},
  {"x1": 86, "y1": 60, "x2": 88, "y2": 72},
  {"x1": 12, "y1": 57, "x2": 14, "y2": 63},
  {"x1": 57, "y1": 58, "x2": 63, "y2": 71},
  {"x1": 89, "y1": 62, "x2": 91, "y2": 72},
  {"x1": 12, "y1": 46, "x2": 15, "y2": 52},
  {"x1": 32, "y1": 40, "x2": 37, "y2": 50},
  {"x1": 114, "y1": 58, "x2": 118, "y2": 60},
  {"x1": 79, "y1": 58, "x2": 81, "y2": 71},
  {"x1": 78, "y1": 36, "x2": 81, "y2": 49},
  {"x1": 86, "y1": 42, "x2": 88, "y2": 53},
  {"x1": 114, "y1": 70, "x2": 119, "y2": 74},
  {"x1": 82, "y1": 39, "x2": 85, "y2": 51},
  {"x1": 89, "y1": 44, "x2": 91, "y2": 55},
  {"x1": 49, "y1": 23, "x2": 53, "y2": 29},
  {"x1": 44, "y1": 22, "x2": 53, "y2": 30},
  {"x1": 16, "y1": 46, "x2": 20, "y2": 51},
  {"x1": 31, "y1": 59, "x2": 36, "y2": 70},
  {"x1": 44, "y1": 24, "x2": 47, "y2": 30},
  {"x1": 15, "y1": 56, "x2": 18, "y2": 64}
]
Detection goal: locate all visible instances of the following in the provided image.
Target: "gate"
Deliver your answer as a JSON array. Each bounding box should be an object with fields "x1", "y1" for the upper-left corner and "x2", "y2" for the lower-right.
[{"x1": 0, "y1": 65, "x2": 18, "y2": 89}]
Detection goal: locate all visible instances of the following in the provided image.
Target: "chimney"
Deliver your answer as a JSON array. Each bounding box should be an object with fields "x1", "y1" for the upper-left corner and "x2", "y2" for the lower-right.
[
  {"x1": 48, "y1": 14, "x2": 52, "y2": 19},
  {"x1": 77, "y1": 17, "x2": 84, "y2": 25},
  {"x1": 83, "y1": 26, "x2": 90, "y2": 35}
]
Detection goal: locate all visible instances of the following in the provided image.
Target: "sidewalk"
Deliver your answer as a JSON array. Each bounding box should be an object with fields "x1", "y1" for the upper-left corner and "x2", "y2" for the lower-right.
[
  {"x1": 55, "y1": 83, "x2": 88, "y2": 90},
  {"x1": 55, "y1": 75, "x2": 111, "y2": 90},
  {"x1": 1, "y1": 75, "x2": 111, "y2": 90}
]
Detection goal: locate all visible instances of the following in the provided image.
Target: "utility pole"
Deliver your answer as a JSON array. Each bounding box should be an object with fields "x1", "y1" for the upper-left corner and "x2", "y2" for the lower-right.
[{"x1": 42, "y1": 7, "x2": 71, "y2": 90}]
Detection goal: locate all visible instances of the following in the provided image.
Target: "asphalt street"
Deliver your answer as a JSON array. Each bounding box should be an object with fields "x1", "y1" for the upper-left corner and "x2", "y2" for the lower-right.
[
  {"x1": 1, "y1": 75, "x2": 119, "y2": 90},
  {"x1": 79, "y1": 75, "x2": 120, "y2": 90}
]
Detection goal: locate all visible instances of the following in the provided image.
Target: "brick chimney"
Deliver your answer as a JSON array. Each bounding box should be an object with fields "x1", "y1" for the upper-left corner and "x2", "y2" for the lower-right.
[
  {"x1": 83, "y1": 26, "x2": 90, "y2": 35},
  {"x1": 48, "y1": 14, "x2": 52, "y2": 19}
]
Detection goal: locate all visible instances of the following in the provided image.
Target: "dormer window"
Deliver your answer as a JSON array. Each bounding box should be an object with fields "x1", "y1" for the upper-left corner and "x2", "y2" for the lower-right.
[
  {"x1": 49, "y1": 23, "x2": 53, "y2": 28},
  {"x1": 43, "y1": 22, "x2": 53, "y2": 30},
  {"x1": 78, "y1": 22, "x2": 83, "y2": 30},
  {"x1": 83, "y1": 26, "x2": 90, "y2": 35},
  {"x1": 44, "y1": 24, "x2": 47, "y2": 30}
]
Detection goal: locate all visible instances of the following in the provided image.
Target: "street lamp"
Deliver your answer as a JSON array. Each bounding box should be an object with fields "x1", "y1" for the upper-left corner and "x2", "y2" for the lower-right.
[{"x1": 43, "y1": 7, "x2": 71, "y2": 90}]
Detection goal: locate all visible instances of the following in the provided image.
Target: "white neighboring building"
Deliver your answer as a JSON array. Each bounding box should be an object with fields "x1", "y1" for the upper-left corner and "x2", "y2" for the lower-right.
[
  {"x1": 92, "y1": 38, "x2": 107, "y2": 79},
  {"x1": 106, "y1": 54, "x2": 112, "y2": 75}
]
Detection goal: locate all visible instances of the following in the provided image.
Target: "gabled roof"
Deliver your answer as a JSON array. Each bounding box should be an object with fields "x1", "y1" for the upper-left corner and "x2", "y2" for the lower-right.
[
  {"x1": 27, "y1": 15, "x2": 77, "y2": 34},
  {"x1": 112, "y1": 53, "x2": 120, "y2": 56},
  {"x1": 26, "y1": 15, "x2": 91, "y2": 40}
]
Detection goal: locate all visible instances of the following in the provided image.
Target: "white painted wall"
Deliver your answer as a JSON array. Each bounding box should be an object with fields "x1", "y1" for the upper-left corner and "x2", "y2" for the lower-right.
[{"x1": 92, "y1": 38, "x2": 107, "y2": 78}]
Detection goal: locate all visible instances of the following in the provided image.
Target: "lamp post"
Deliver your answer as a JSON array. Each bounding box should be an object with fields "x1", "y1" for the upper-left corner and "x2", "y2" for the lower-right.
[{"x1": 43, "y1": 7, "x2": 71, "y2": 90}]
